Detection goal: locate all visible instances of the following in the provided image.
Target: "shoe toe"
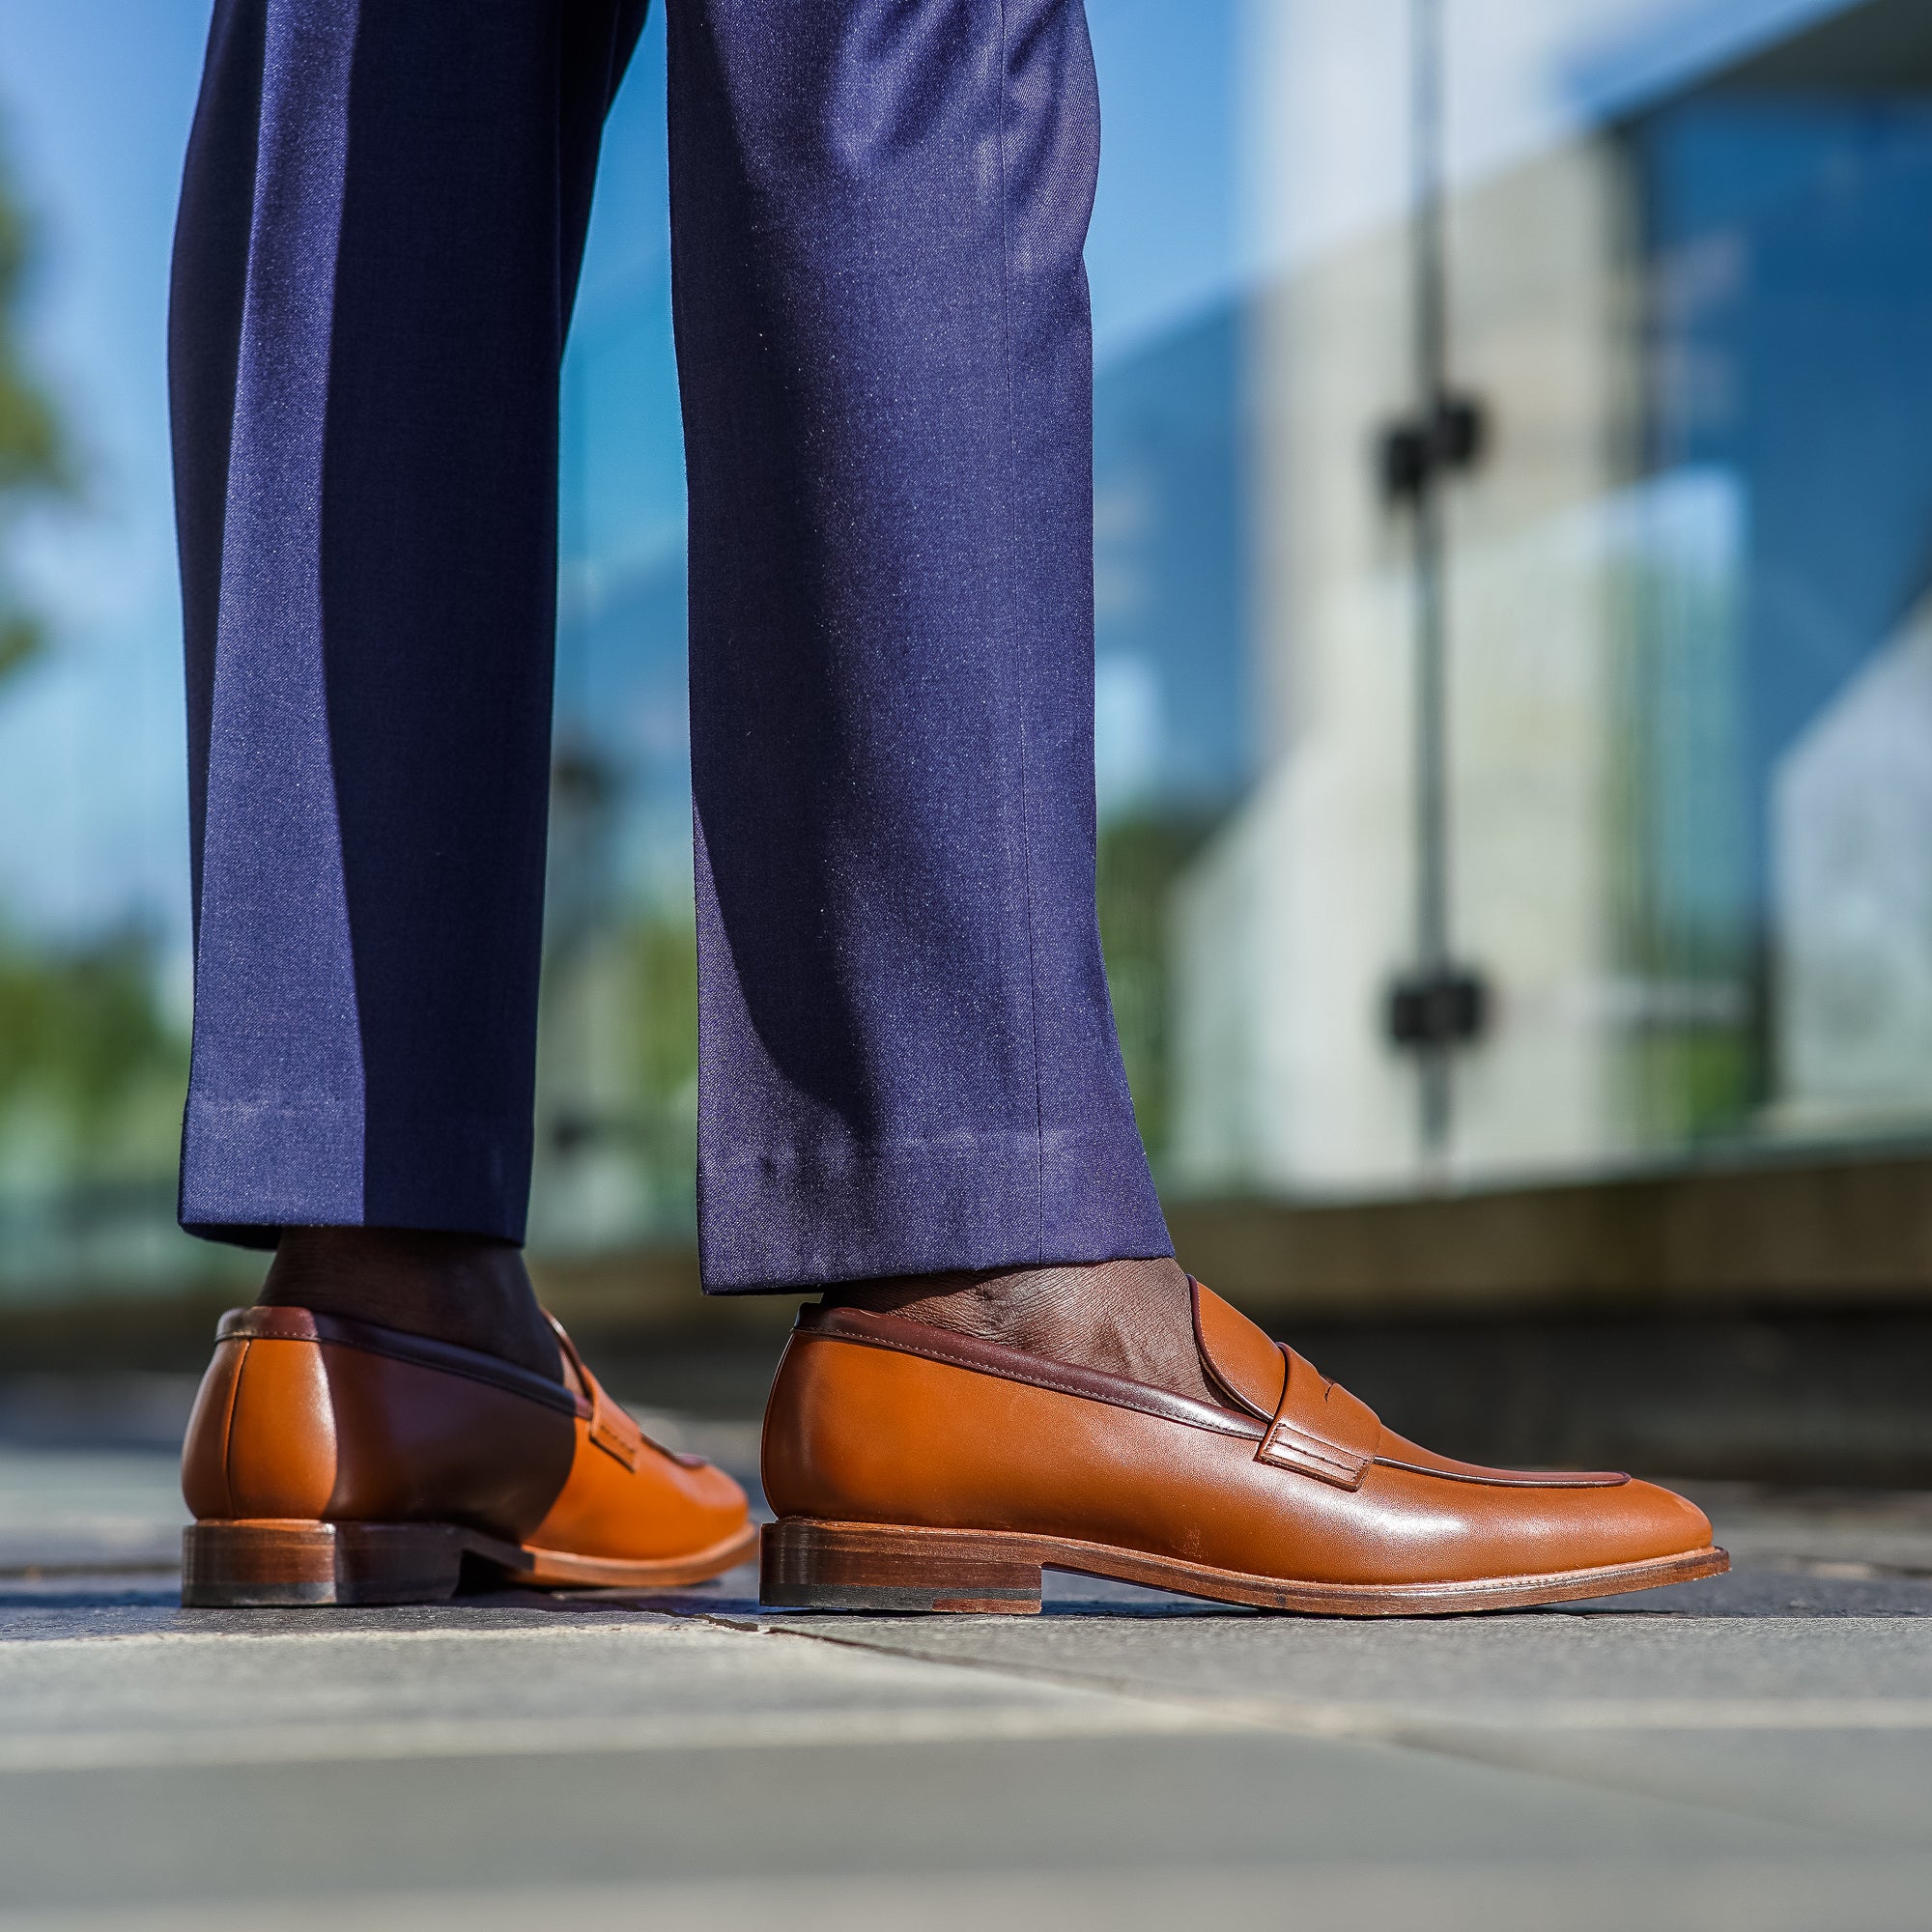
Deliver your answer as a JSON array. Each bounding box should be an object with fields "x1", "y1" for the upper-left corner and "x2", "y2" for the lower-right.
[
  {"x1": 1539, "y1": 1475, "x2": 1713, "y2": 1574},
  {"x1": 1612, "y1": 1477, "x2": 1714, "y2": 1562}
]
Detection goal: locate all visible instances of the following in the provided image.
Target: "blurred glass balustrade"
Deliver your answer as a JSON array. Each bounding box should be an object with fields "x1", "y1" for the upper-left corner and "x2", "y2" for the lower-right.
[
  {"x1": 1175, "y1": 0, "x2": 1932, "y2": 1195},
  {"x1": 5, "y1": 0, "x2": 1932, "y2": 1295}
]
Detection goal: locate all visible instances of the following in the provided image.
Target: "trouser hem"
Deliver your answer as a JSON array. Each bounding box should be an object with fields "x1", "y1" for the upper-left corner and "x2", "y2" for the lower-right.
[
  {"x1": 696, "y1": 1124, "x2": 1173, "y2": 1293},
  {"x1": 178, "y1": 1098, "x2": 530, "y2": 1247}
]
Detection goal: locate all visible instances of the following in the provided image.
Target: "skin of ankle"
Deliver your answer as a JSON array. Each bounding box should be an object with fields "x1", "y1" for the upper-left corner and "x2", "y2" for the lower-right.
[
  {"x1": 256, "y1": 1228, "x2": 563, "y2": 1383},
  {"x1": 824, "y1": 1256, "x2": 1217, "y2": 1406}
]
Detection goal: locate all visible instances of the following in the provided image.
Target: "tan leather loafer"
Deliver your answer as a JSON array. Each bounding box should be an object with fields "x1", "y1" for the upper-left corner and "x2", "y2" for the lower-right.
[
  {"x1": 181, "y1": 1306, "x2": 755, "y2": 1606},
  {"x1": 759, "y1": 1282, "x2": 1727, "y2": 1614}
]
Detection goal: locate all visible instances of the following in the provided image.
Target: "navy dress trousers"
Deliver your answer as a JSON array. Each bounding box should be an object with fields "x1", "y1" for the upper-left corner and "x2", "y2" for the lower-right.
[{"x1": 169, "y1": 0, "x2": 1174, "y2": 1293}]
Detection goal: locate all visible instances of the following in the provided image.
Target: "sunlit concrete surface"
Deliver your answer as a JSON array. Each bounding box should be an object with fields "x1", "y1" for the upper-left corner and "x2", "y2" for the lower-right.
[{"x1": 1, "y1": 1436, "x2": 1929, "y2": 1929}]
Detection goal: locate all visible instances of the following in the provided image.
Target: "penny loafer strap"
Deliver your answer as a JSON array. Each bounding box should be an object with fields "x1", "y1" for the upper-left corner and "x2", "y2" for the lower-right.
[
  {"x1": 1255, "y1": 1347, "x2": 1379, "y2": 1490},
  {"x1": 547, "y1": 1314, "x2": 645, "y2": 1471}
]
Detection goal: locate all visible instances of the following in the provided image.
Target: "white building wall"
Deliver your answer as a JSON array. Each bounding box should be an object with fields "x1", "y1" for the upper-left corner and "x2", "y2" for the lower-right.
[{"x1": 1173, "y1": 137, "x2": 1650, "y2": 1195}]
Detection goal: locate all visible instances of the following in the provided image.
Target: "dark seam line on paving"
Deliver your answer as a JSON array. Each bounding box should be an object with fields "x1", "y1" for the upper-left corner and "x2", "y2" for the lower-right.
[
  {"x1": 689, "y1": 1614, "x2": 1870, "y2": 1844},
  {"x1": 1366, "y1": 1724, "x2": 1891, "y2": 1848}
]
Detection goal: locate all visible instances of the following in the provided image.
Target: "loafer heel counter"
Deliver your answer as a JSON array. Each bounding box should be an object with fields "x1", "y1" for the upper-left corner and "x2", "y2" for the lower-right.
[
  {"x1": 183, "y1": 1333, "x2": 338, "y2": 1522},
  {"x1": 760, "y1": 1333, "x2": 890, "y2": 1524},
  {"x1": 758, "y1": 1335, "x2": 814, "y2": 1520},
  {"x1": 181, "y1": 1336, "x2": 245, "y2": 1520}
]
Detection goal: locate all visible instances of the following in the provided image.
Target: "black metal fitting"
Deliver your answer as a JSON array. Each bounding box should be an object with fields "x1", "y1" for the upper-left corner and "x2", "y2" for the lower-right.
[
  {"x1": 1378, "y1": 392, "x2": 1489, "y2": 504},
  {"x1": 1387, "y1": 966, "x2": 1490, "y2": 1047}
]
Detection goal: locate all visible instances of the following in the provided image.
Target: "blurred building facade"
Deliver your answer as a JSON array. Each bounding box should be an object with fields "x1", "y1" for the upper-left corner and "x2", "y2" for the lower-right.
[
  {"x1": 4, "y1": 0, "x2": 1932, "y2": 1294},
  {"x1": 1174, "y1": 0, "x2": 1932, "y2": 1203}
]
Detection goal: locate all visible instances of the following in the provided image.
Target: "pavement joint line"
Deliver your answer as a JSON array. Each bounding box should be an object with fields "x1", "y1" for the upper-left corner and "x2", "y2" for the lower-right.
[
  {"x1": 717, "y1": 1620, "x2": 1911, "y2": 1844},
  {"x1": 0, "y1": 1616, "x2": 728, "y2": 1652},
  {"x1": 1098, "y1": 1696, "x2": 1932, "y2": 1733},
  {"x1": 0, "y1": 1699, "x2": 1252, "y2": 1775},
  {"x1": 1, "y1": 1603, "x2": 1924, "y2": 1846},
  {"x1": 713, "y1": 1618, "x2": 1932, "y2": 1735}
]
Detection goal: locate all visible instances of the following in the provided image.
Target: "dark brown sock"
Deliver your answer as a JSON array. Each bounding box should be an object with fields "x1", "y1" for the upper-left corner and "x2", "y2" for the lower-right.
[
  {"x1": 823, "y1": 1256, "x2": 1217, "y2": 1406},
  {"x1": 256, "y1": 1227, "x2": 563, "y2": 1383}
]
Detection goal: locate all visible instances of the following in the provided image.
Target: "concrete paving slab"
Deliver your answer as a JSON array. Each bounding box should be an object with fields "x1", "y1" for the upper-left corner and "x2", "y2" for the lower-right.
[
  {"x1": 0, "y1": 1683, "x2": 1812, "y2": 1914},
  {"x1": 5, "y1": 1445, "x2": 1931, "y2": 1919},
  {"x1": 750, "y1": 1603, "x2": 1932, "y2": 1702},
  {"x1": 0, "y1": 1449, "x2": 185, "y2": 1573},
  {"x1": 742, "y1": 1610, "x2": 1932, "y2": 1839},
  {"x1": 0, "y1": 1612, "x2": 1242, "y2": 1772}
]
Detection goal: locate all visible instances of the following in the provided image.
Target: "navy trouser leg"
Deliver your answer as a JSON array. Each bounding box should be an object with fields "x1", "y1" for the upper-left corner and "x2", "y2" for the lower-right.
[
  {"x1": 173, "y1": 0, "x2": 1171, "y2": 1285},
  {"x1": 672, "y1": 1, "x2": 1170, "y2": 1289},
  {"x1": 171, "y1": 0, "x2": 646, "y2": 1245}
]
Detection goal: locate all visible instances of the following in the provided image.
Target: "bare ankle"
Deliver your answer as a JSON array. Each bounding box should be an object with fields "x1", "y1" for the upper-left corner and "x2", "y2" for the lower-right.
[
  {"x1": 825, "y1": 1256, "x2": 1214, "y2": 1406},
  {"x1": 258, "y1": 1227, "x2": 562, "y2": 1382}
]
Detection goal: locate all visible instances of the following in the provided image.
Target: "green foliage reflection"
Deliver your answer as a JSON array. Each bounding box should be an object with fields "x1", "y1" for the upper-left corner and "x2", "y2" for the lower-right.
[
  {"x1": 1097, "y1": 810, "x2": 1215, "y2": 1164},
  {"x1": 0, "y1": 928, "x2": 187, "y2": 1187},
  {"x1": 0, "y1": 114, "x2": 73, "y2": 683}
]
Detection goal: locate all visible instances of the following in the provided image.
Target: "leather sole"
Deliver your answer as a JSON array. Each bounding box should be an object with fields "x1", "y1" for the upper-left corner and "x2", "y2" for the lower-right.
[
  {"x1": 760, "y1": 1519, "x2": 1731, "y2": 1616},
  {"x1": 181, "y1": 1519, "x2": 759, "y2": 1607}
]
